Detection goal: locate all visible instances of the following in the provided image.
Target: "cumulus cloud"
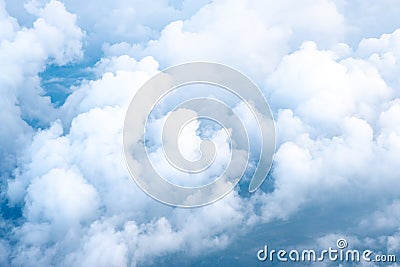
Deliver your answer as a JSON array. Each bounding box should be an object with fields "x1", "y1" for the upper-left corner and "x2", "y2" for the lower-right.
[
  {"x1": 357, "y1": 29, "x2": 400, "y2": 90},
  {"x1": 0, "y1": 0, "x2": 82, "y2": 173},
  {"x1": 5, "y1": 0, "x2": 212, "y2": 61},
  {"x1": 5, "y1": 52, "x2": 261, "y2": 266},
  {"x1": 2, "y1": 0, "x2": 400, "y2": 266},
  {"x1": 130, "y1": 0, "x2": 345, "y2": 83},
  {"x1": 260, "y1": 37, "x2": 400, "y2": 224}
]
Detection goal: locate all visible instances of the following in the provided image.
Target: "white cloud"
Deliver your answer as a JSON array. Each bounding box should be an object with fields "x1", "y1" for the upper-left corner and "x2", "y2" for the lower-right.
[
  {"x1": 357, "y1": 29, "x2": 400, "y2": 90},
  {"x1": 5, "y1": 0, "x2": 212, "y2": 61},
  {"x1": 260, "y1": 40, "x2": 400, "y2": 223},
  {"x1": 2, "y1": 0, "x2": 400, "y2": 266},
  {"x1": 24, "y1": 167, "x2": 100, "y2": 226},
  {"x1": 0, "y1": 0, "x2": 82, "y2": 173},
  {"x1": 268, "y1": 41, "x2": 392, "y2": 130},
  {"x1": 6, "y1": 53, "x2": 261, "y2": 266},
  {"x1": 132, "y1": 0, "x2": 344, "y2": 83}
]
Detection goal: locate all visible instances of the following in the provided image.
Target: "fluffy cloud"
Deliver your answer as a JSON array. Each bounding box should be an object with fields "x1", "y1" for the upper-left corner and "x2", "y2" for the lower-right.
[
  {"x1": 5, "y1": 53, "x2": 261, "y2": 266},
  {"x1": 5, "y1": 0, "x2": 212, "y2": 61},
  {"x1": 130, "y1": 0, "x2": 345, "y2": 83},
  {"x1": 260, "y1": 37, "x2": 400, "y2": 222},
  {"x1": 0, "y1": 0, "x2": 82, "y2": 173},
  {"x1": 357, "y1": 29, "x2": 400, "y2": 90},
  {"x1": 2, "y1": 0, "x2": 400, "y2": 266}
]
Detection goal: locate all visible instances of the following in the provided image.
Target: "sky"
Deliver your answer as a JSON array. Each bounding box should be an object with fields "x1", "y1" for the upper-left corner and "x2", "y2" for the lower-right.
[{"x1": 0, "y1": 0, "x2": 400, "y2": 266}]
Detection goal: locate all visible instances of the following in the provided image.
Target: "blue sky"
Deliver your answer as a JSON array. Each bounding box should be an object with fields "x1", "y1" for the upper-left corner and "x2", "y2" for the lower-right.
[{"x1": 1, "y1": 0, "x2": 400, "y2": 266}]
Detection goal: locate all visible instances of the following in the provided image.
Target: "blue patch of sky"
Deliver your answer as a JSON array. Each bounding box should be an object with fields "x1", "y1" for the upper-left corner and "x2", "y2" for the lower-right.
[{"x1": 39, "y1": 62, "x2": 95, "y2": 107}]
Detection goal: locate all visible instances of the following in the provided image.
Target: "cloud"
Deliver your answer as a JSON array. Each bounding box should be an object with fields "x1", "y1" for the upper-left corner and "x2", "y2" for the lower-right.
[
  {"x1": 5, "y1": 0, "x2": 212, "y2": 61},
  {"x1": 130, "y1": 0, "x2": 345, "y2": 83},
  {"x1": 0, "y1": 0, "x2": 82, "y2": 174},
  {"x1": 5, "y1": 52, "x2": 262, "y2": 266},
  {"x1": 260, "y1": 38, "x2": 400, "y2": 222},
  {"x1": 357, "y1": 29, "x2": 400, "y2": 90},
  {"x1": 2, "y1": 0, "x2": 400, "y2": 266},
  {"x1": 23, "y1": 167, "x2": 100, "y2": 234}
]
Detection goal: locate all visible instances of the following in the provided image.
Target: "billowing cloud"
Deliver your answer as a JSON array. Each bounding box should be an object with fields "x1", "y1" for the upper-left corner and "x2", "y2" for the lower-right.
[
  {"x1": 1, "y1": 0, "x2": 400, "y2": 266},
  {"x1": 117, "y1": 0, "x2": 345, "y2": 83},
  {"x1": 0, "y1": 0, "x2": 82, "y2": 173}
]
